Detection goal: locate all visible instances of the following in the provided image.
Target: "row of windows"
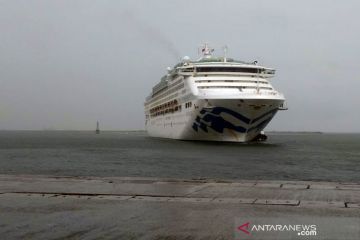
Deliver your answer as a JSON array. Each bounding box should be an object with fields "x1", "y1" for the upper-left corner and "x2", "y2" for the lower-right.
[
  {"x1": 196, "y1": 67, "x2": 272, "y2": 74},
  {"x1": 179, "y1": 67, "x2": 275, "y2": 74},
  {"x1": 152, "y1": 78, "x2": 182, "y2": 96},
  {"x1": 180, "y1": 68, "x2": 194, "y2": 72},
  {"x1": 148, "y1": 83, "x2": 184, "y2": 104},
  {"x1": 195, "y1": 80, "x2": 268, "y2": 84},
  {"x1": 150, "y1": 99, "x2": 182, "y2": 117},
  {"x1": 149, "y1": 100, "x2": 194, "y2": 118},
  {"x1": 150, "y1": 105, "x2": 182, "y2": 117},
  {"x1": 198, "y1": 86, "x2": 273, "y2": 90},
  {"x1": 150, "y1": 99, "x2": 178, "y2": 113},
  {"x1": 185, "y1": 102, "x2": 192, "y2": 108},
  {"x1": 148, "y1": 92, "x2": 178, "y2": 110}
]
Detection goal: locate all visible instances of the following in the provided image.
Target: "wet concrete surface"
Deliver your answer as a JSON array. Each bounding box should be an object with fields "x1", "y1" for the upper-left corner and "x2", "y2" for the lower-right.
[{"x1": 0, "y1": 175, "x2": 359, "y2": 239}]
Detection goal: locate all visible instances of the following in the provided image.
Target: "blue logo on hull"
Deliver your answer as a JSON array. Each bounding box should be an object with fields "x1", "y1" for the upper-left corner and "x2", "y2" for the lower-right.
[{"x1": 192, "y1": 107, "x2": 278, "y2": 134}]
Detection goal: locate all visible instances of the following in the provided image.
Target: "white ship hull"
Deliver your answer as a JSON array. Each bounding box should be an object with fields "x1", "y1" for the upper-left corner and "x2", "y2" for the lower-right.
[{"x1": 146, "y1": 97, "x2": 284, "y2": 142}]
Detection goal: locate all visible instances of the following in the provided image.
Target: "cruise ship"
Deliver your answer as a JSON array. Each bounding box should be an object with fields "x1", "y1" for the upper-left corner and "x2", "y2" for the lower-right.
[{"x1": 144, "y1": 44, "x2": 286, "y2": 142}]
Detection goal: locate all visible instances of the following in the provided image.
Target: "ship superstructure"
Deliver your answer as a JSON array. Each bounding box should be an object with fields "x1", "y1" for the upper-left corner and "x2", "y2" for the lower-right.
[{"x1": 144, "y1": 44, "x2": 286, "y2": 142}]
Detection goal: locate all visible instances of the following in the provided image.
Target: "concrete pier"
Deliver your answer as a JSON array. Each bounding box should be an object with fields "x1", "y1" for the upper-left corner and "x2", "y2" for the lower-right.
[{"x1": 0, "y1": 175, "x2": 359, "y2": 239}]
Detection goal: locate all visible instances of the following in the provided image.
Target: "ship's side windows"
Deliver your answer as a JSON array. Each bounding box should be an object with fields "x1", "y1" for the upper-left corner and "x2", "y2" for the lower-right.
[{"x1": 197, "y1": 67, "x2": 261, "y2": 73}]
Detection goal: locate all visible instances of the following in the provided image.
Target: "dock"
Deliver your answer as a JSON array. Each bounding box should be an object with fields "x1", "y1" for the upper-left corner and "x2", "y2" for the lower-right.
[{"x1": 0, "y1": 175, "x2": 359, "y2": 239}]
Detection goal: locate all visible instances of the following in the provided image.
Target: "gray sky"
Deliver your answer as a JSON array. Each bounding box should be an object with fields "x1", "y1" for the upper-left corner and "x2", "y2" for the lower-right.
[{"x1": 1, "y1": 0, "x2": 359, "y2": 132}]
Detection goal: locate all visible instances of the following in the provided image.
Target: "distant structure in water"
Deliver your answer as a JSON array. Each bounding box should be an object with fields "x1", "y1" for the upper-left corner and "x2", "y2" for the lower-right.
[{"x1": 96, "y1": 121, "x2": 100, "y2": 134}]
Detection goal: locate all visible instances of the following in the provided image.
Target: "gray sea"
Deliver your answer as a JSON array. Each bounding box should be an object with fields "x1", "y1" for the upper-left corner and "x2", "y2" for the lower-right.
[{"x1": 0, "y1": 131, "x2": 359, "y2": 182}]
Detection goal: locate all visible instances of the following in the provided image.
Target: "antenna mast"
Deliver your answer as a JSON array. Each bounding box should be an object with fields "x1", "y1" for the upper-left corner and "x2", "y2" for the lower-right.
[{"x1": 223, "y1": 45, "x2": 228, "y2": 62}]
